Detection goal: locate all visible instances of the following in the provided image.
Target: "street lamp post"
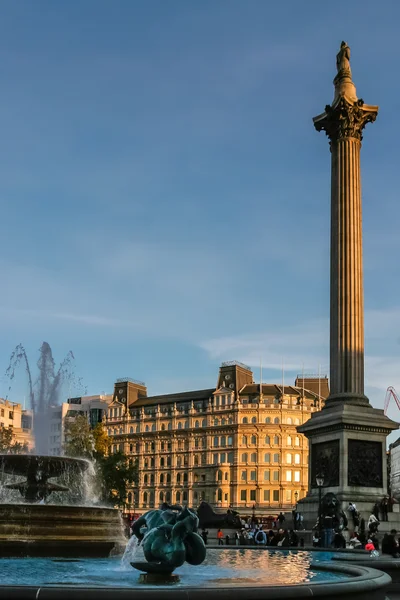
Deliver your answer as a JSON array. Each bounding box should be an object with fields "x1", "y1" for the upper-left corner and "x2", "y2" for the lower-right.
[{"x1": 316, "y1": 474, "x2": 324, "y2": 547}]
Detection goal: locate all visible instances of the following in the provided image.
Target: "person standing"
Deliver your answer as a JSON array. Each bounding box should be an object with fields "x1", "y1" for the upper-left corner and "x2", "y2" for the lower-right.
[
  {"x1": 277, "y1": 512, "x2": 285, "y2": 528},
  {"x1": 234, "y1": 531, "x2": 240, "y2": 546},
  {"x1": 201, "y1": 529, "x2": 209, "y2": 545},
  {"x1": 382, "y1": 529, "x2": 399, "y2": 557},
  {"x1": 368, "y1": 513, "x2": 380, "y2": 534},
  {"x1": 381, "y1": 496, "x2": 389, "y2": 522},
  {"x1": 217, "y1": 528, "x2": 224, "y2": 545},
  {"x1": 373, "y1": 502, "x2": 380, "y2": 520}
]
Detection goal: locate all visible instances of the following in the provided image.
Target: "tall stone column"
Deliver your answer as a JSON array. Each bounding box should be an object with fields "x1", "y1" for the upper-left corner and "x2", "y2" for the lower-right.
[
  {"x1": 313, "y1": 41, "x2": 378, "y2": 405},
  {"x1": 298, "y1": 42, "x2": 398, "y2": 519}
]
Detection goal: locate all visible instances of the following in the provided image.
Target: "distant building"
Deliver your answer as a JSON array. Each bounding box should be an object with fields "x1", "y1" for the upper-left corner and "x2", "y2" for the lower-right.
[
  {"x1": 48, "y1": 394, "x2": 113, "y2": 456},
  {"x1": 105, "y1": 363, "x2": 328, "y2": 514},
  {"x1": 389, "y1": 437, "x2": 400, "y2": 499},
  {"x1": 0, "y1": 398, "x2": 34, "y2": 451}
]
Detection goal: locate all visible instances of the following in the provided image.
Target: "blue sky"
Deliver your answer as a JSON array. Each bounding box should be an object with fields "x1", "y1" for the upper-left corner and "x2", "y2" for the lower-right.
[{"x1": 1, "y1": 1, "x2": 400, "y2": 437}]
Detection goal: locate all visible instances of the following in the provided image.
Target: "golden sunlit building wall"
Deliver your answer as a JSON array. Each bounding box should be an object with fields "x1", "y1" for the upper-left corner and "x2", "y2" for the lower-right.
[{"x1": 105, "y1": 362, "x2": 327, "y2": 514}]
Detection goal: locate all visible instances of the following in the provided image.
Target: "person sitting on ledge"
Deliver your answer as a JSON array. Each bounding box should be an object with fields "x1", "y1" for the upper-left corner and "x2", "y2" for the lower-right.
[
  {"x1": 348, "y1": 532, "x2": 362, "y2": 549},
  {"x1": 382, "y1": 529, "x2": 400, "y2": 558},
  {"x1": 332, "y1": 529, "x2": 346, "y2": 549}
]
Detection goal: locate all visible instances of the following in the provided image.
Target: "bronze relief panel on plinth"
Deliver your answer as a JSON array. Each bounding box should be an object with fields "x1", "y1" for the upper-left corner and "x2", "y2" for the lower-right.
[
  {"x1": 311, "y1": 440, "x2": 340, "y2": 488},
  {"x1": 348, "y1": 439, "x2": 383, "y2": 487}
]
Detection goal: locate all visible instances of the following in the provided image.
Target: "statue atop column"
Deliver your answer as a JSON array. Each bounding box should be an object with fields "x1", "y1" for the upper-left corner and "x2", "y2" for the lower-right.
[
  {"x1": 333, "y1": 41, "x2": 357, "y2": 102},
  {"x1": 336, "y1": 41, "x2": 351, "y2": 78}
]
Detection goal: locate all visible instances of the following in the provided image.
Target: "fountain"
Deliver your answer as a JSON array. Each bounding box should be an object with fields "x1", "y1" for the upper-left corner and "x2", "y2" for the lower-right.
[{"x1": 0, "y1": 343, "x2": 126, "y2": 558}]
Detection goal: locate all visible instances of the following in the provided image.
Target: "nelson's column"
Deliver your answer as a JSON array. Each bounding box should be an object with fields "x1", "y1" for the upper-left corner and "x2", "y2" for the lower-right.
[{"x1": 298, "y1": 42, "x2": 398, "y2": 521}]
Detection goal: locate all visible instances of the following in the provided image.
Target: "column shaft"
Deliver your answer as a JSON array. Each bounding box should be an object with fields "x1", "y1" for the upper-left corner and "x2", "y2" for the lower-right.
[{"x1": 330, "y1": 138, "x2": 364, "y2": 398}]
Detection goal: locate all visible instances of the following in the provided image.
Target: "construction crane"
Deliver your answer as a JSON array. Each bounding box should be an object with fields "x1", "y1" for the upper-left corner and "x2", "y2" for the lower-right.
[{"x1": 384, "y1": 386, "x2": 400, "y2": 415}]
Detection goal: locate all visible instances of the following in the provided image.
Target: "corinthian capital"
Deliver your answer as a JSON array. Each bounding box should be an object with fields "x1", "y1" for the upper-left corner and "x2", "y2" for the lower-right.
[{"x1": 313, "y1": 98, "x2": 378, "y2": 144}]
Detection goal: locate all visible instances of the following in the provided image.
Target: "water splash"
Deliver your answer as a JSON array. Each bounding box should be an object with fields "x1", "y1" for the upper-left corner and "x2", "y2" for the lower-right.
[
  {"x1": 4, "y1": 342, "x2": 86, "y2": 454},
  {"x1": 121, "y1": 535, "x2": 143, "y2": 569}
]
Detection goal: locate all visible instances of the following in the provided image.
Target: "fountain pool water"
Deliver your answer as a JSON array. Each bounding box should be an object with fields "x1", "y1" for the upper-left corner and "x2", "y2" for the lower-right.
[{"x1": 0, "y1": 549, "x2": 392, "y2": 599}]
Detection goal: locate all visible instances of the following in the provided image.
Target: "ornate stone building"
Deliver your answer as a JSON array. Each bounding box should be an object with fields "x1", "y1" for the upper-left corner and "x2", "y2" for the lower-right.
[{"x1": 105, "y1": 362, "x2": 327, "y2": 514}]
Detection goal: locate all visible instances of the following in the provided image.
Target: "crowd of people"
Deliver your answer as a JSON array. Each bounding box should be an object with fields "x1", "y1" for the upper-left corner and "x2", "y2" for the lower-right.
[{"x1": 205, "y1": 525, "x2": 303, "y2": 547}]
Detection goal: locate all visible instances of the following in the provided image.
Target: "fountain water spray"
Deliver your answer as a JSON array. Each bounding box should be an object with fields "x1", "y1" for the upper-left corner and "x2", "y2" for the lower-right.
[{"x1": 5, "y1": 342, "x2": 86, "y2": 454}]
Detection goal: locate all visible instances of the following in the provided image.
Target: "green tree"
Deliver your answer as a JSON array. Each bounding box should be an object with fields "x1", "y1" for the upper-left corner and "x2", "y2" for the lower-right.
[
  {"x1": 63, "y1": 416, "x2": 137, "y2": 508},
  {"x1": 63, "y1": 414, "x2": 94, "y2": 459},
  {"x1": 0, "y1": 426, "x2": 28, "y2": 454},
  {"x1": 92, "y1": 422, "x2": 111, "y2": 457},
  {"x1": 97, "y1": 451, "x2": 138, "y2": 507}
]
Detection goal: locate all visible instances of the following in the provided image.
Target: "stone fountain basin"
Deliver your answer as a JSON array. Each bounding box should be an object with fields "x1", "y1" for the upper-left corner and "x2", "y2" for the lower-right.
[
  {"x1": 0, "y1": 504, "x2": 125, "y2": 557},
  {"x1": 0, "y1": 561, "x2": 391, "y2": 599},
  {"x1": 0, "y1": 454, "x2": 89, "y2": 478}
]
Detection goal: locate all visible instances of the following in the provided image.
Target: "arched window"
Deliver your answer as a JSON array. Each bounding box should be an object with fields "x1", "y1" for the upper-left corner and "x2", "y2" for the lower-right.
[
  {"x1": 161, "y1": 424, "x2": 166, "y2": 431},
  {"x1": 264, "y1": 453, "x2": 271, "y2": 463},
  {"x1": 242, "y1": 435, "x2": 247, "y2": 445},
  {"x1": 265, "y1": 435, "x2": 270, "y2": 444},
  {"x1": 129, "y1": 444, "x2": 133, "y2": 452},
  {"x1": 221, "y1": 436, "x2": 226, "y2": 447},
  {"x1": 295, "y1": 453, "x2": 301, "y2": 464},
  {"x1": 177, "y1": 457, "x2": 182, "y2": 467},
  {"x1": 202, "y1": 419, "x2": 207, "y2": 427},
  {"x1": 287, "y1": 417, "x2": 292, "y2": 424},
  {"x1": 178, "y1": 422, "x2": 182, "y2": 429},
  {"x1": 242, "y1": 452, "x2": 248, "y2": 462},
  {"x1": 136, "y1": 443, "x2": 139, "y2": 452},
  {"x1": 251, "y1": 452, "x2": 257, "y2": 462},
  {"x1": 136, "y1": 425, "x2": 140, "y2": 433},
  {"x1": 144, "y1": 474, "x2": 148, "y2": 484},
  {"x1": 274, "y1": 417, "x2": 279, "y2": 424},
  {"x1": 242, "y1": 417, "x2": 248, "y2": 424},
  {"x1": 151, "y1": 424, "x2": 156, "y2": 431},
  {"x1": 176, "y1": 491, "x2": 181, "y2": 502},
  {"x1": 129, "y1": 427, "x2": 134, "y2": 434},
  {"x1": 195, "y1": 420, "x2": 200, "y2": 428},
  {"x1": 150, "y1": 474, "x2": 154, "y2": 484},
  {"x1": 107, "y1": 429, "x2": 111, "y2": 435},
  {"x1": 159, "y1": 492, "x2": 164, "y2": 502},
  {"x1": 213, "y1": 436, "x2": 219, "y2": 447},
  {"x1": 166, "y1": 491, "x2": 171, "y2": 502},
  {"x1": 127, "y1": 492, "x2": 132, "y2": 504},
  {"x1": 287, "y1": 435, "x2": 292, "y2": 446},
  {"x1": 217, "y1": 470, "x2": 222, "y2": 481},
  {"x1": 286, "y1": 453, "x2": 292, "y2": 464},
  {"x1": 160, "y1": 457, "x2": 165, "y2": 467},
  {"x1": 113, "y1": 428, "x2": 117, "y2": 435},
  {"x1": 225, "y1": 471, "x2": 228, "y2": 480},
  {"x1": 183, "y1": 473, "x2": 188, "y2": 483},
  {"x1": 251, "y1": 416, "x2": 257, "y2": 424},
  {"x1": 161, "y1": 442, "x2": 165, "y2": 451},
  {"x1": 228, "y1": 436, "x2": 233, "y2": 446},
  {"x1": 167, "y1": 456, "x2": 171, "y2": 466},
  {"x1": 274, "y1": 435, "x2": 279, "y2": 445},
  {"x1": 194, "y1": 455, "x2": 199, "y2": 466},
  {"x1": 183, "y1": 491, "x2": 188, "y2": 502},
  {"x1": 193, "y1": 491, "x2": 198, "y2": 501},
  {"x1": 184, "y1": 420, "x2": 189, "y2": 429},
  {"x1": 251, "y1": 435, "x2": 256, "y2": 445},
  {"x1": 295, "y1": 436, "x2": 300, "y2": 446},
  {"x1": 221, "y1": 418, "x2": 226, "y2": 425},
  {"x1": 145, "y1": 425, "x2": 149, "y2": 432},
  {"x1": 265, "y1": 417, "x2": 271, "y2": 424},
  {"x1": 294, "y1": 418, "x2": 300, "y2": 425},
  {"x1": 166, "y1": 473, "x2": 171, "y2": 484},
  {"x1": 160, "y1": 474, "x2": 164, "y2": 484},
  {"x1": 143, "y1": 492, "x2": 148, "y2": 504},
  {"x1": 194, "y1": 473, "x2": 199, "y2": 482},
  {"x1": 273, "y1": 453, "x2": 280, "y2": 463},
  {"x1": 217, "y1": 489, "x2": 222, "y2": 502},
  {"x1": 168, "y1": 423, "x2": 172, "y2": 430},
  {"x1": 177, "y1": 473, "x2": 181, "y2": 484}
]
